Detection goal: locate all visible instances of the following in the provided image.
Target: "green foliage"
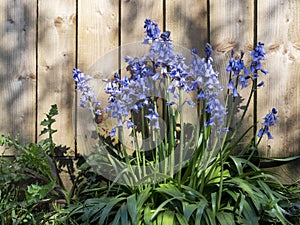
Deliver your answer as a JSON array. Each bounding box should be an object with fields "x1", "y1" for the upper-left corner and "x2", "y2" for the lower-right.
[
  {"x1": 0, "y1": 105, "x2": 299, "y2": 224},
  {"x1": 51, "y1": 141, "x2": 300, "y2": 225},
  {"x1": 0, "y1": 104, "x2": 69, "y2": 224}
]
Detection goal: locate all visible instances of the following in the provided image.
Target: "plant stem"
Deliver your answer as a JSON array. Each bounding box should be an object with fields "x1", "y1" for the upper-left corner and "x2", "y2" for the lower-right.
[
  {"x1": 141, "y1": 108, "x2": 147, "y2": 176},
  {"x1": 131, "y1": 114, "x2": 142, "y2": 180},
  {"x1": 178, "y1": 90, "x2": 184, "y2": 183},
  {"x1": 217, "y1": 137, "x2": 224, "y2": 211},
  {"x1": 169, "y1": 104, "x2": 175, "y2": 178}
]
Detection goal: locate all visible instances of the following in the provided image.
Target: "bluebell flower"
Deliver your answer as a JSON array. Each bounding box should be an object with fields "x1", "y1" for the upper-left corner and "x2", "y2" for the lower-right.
[
  {"x1": 226, "y1": 50, "x2": 250, "y2": 96},
  {"x1": 110, "y1": 128, "x2": 116, "y2": 137},
  {"x1": 204, "y1": 118, "x2": 214, "y2": 126},
  {"x1": 149, "y1": 40, "x2": 176, "y2": 64},
  {"x1": 250, "y1": 42, "x2": 268, "y2": 75},
  {"x1": 197, "y1": 91, "x2": 205, "y2": 100},
  {"x1": 226, "y1": 53, "x2": 249, "y2": 76},
  {"x1": 189, "y1": 46, "x2": 227, "y2": 130},
  {"x1": 258, "y1": 108, "x2": 278, "y2": 139},
  {"x1": 127, "y1": 120, "x2": 135, "y2": 129},
  {"x1": 239, "y1": 75, "x2": 248, "y2": 89},
  {"x1": 187, "y1": 100, "x2": 195, "y2": 106},
  {"x1": 191, "y1": 48, "x2": 198, "y2": 55},
  {"x1": 166, "y1": 101, "x2": 175, "y2": 106},
  {"x1": 228, "y1": 80, "x2": 239, "y2": 97},
  {"x1": 143, "y1": 18, "x2": 161, "y2": 43},
  {"x1": 73, "y1": 68, "x2": 101, "y2": 114},
  {"x1": 232, "y1": 88, "x2": 238, "y2": 97},
  {"x1": 160, "y1": 31, "x2": 171, "y2": 41},
  {"x1": 204, "y1": 43, "x2": 213, "y2": 58},
  {"x1": 73, "y1": 68, "x2": 84, "y2": 82},
  {"x1": 257, "y1": 81, "x2": 264, "y2": 87},
  {"x1": 145, "y1": 110, "x2": 159, "y2": 121}
]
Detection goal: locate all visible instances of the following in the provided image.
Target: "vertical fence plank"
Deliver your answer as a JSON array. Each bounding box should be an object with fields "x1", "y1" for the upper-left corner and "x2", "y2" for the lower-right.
[
  {"x1": 165, "y1": 0, "x2": 208, "y2": 51},
  {"x1": 120, "y1": 0, "x2": 163, "y2": 69},
  {"x1": 121, "y1": 0, "x2": 163, "y2": 44},
  {"x1": 77, "y1": 0, "x2": 119, "y2": 155},
  {"x1": 38, "y1": 0, "x2": 76, "y2": 151},
  {"x1": 210, "y1": 0, "x2": 254, "y2": 145},
  {"x1": 257, "y1": 0, "x2": 300, "y2": 158},
  {"x1": 77, "y1": 0, "x2": 119, "y2": 71},
  {"x1": 119, "y1": 0, "x2": 163, "y2": 152},
  {"x1": 0, "y1": 0, "x2": 36, "y2": 153}
]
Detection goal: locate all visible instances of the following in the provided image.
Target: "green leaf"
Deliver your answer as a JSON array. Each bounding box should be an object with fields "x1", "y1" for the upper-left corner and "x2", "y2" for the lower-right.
[
  {"x1": 49, "y1": 104, "x2": 58, "y2": 116},
  {"x1": 151, "y1": 197, "x2": 183, "y2": 221},
  {"x1": 26, "y1": 182, "x2": 55, "y2": 204},
  {"x1": 183, "y1": 203, "x2": 197, "y2": 223},
  {"x1": 216, "y1": 211, "x2": 235, "y2": 225},
  {"x1": 143, "y1": 205, "x2": 152, "y2": 225},
  {"x1": 156, "y1": 184, "x2": 185, "y2": 199},
  {"x1": 111, "y1": 205, "x2": 122, "y2": 225},
  {"x1": 211, "y1": 192, "x2": 217, "y2": 217},
  {"x1": 162, "y1": 210, "x2": 175, "y2": 225},
  {"x1": 175, "y1": 213, "x2": 189, "y2": 225},
  {"x1": 230, "y1": 156, "x2": 259, "y2": 175},
  {"x1": 81, "y1": 198, "x2": 108, "y2": 222},
  {"x1": 242, "y1": 200, "x2": 259, "y2": 225},
  {"x1": 120, "y1": 203, "x2": 129, "y2": 225},
  {"x1": 40, "y1": 118, "x2": 55, "y2": 127},
  {"x1": 136, "y1": 187, "x2": 151, "y2": 214},
  {"x1": 40, "y1": 128, "x2": 49, "y2": 136},
  {"x1": 153, "y1": 212, "x2": 163, "y2": 225},
  {"x1": 204, "y1": 208, "x2": 217, "y2": 225},
  {"x1": 181, "y1": 185, "x2": 207, "y2": 201},
  {"x1": 227, "y1": 178, "x2": 256, "y2": 196},
  {"x1": 259, "y1": 155, "x2": 300, "y2": 162},
  {"x1": 99, "y1": 196, "x2": 126, "y2": 224},
  {"x1": 195, "y1": 201, "x2": 207, "y2": 225},
  {"x1": 127, "y1": 194, "x2": 137, "y2": 224}
]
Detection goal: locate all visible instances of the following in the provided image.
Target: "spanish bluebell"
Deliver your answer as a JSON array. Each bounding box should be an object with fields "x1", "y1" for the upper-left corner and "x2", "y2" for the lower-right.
[{"x1": 258, "y1": 108, "x2": 278, "y2": 139}]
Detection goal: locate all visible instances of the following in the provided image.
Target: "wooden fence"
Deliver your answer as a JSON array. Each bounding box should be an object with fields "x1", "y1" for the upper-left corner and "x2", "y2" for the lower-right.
[{"x1": 0, "y1": 0, "x2": 299, "y2": 182}]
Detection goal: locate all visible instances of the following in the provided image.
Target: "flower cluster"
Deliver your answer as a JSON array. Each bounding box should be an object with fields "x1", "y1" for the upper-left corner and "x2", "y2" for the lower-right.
[
  {"x1": 258, "y1": 108, "x2": 278, "y2": 139},
  {"x1": 73, "y1": 19, "x2": 229, "y2": 136},
  {"x1": 143, "y1": 18, "x2": 161, "y2": 44},
  {"x1": 250, "y1": 42, "x2": 268, "y2": 75},
  {"x1": 103, "y1": 70, "x2": 160, "y2": 136},
  {"x1": 144, "y1": 20, "x2": 227, "y2": 130},
  {"x1": 189, "y1": 44, "x2": 227, "y2": 129},
  {"x1": 73, "y1": 68, "x2": 101, "y2": 115},
  {"x1": 226, "y1": 42, "x2": 267, "y2": 97},
  {"x1": 73, "y1": 19, "x2": 276, "y2": 140},
  {"x1": 226, "y1": 51, "x2": 249, "y2": 96}
]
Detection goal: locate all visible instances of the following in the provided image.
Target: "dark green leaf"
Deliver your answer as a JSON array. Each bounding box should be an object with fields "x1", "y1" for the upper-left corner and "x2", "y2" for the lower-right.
[
  {"x1": 216, "y1": 211, "x2": 234, "y2": 225},
  {"x1": 99, "y1": 197, "x2": 126, "y2": 224},
  {"x1": 127, "y1": 194, "x2": 137, "y2": 223}
]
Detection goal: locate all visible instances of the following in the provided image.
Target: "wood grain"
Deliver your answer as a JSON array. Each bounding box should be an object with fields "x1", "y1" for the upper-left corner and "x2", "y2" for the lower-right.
[
  {"x1": 37, "y1": 0, "x2": 76, "y2": 152},
  {"x1": 76, "y1": 0, "x2": 119, "y2": 155},
  {"x1": 257, "y1": 0, "x2": 300, "y2": 158},
  {"x1": 166, "y1": 0, "x2": 208, "y2": 51},
  {"x1": 210, "y1": 0, "x2": 254, "y2": 147},
  {"x1": 118, "y1": 0, "x2": 164, "y2": 153},
  {"x1": 0, "y1": 0, "x2": 36, "y2": 154},
  {"x1": 0, "y1": 0, "x2": 298, "y2": 173},
  {"x1": 121, "y1": 0, "x2": 163, "y2": 44}
]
